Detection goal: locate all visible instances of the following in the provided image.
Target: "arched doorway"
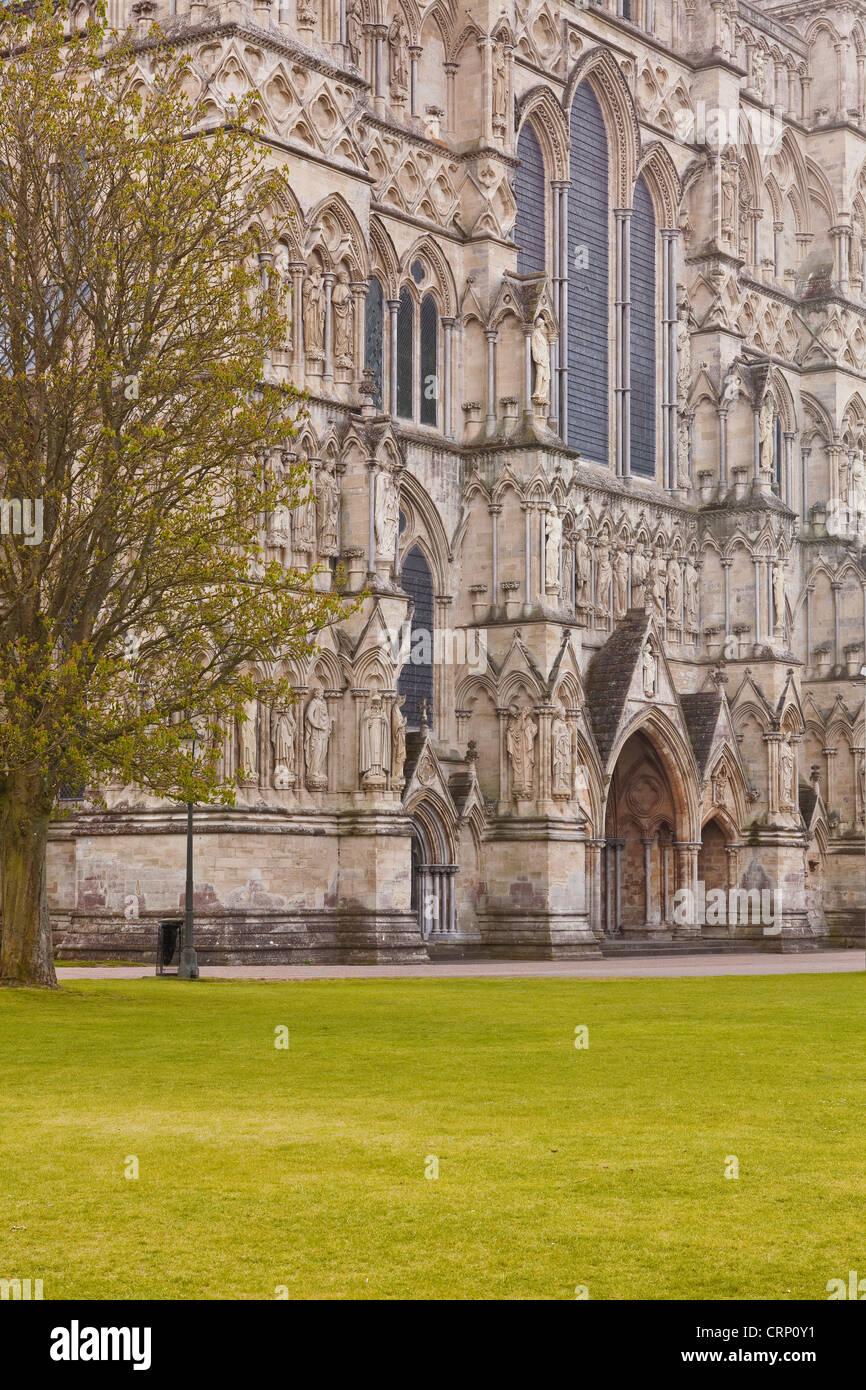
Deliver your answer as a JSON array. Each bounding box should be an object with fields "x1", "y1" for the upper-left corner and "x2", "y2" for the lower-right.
[
  {"x1": 409, "y1": 798, "x2": 458, "y2": 941},
  {"x1": 603, "y1": 729, "x2": 693, "y2": 939},
  {"x1": 697, "y1": 815, "x2": 740, "y2": 937}
]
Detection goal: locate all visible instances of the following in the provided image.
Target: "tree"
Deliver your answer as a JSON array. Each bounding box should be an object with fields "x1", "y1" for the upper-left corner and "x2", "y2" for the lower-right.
[{"x1": 0, "y1": 5, "x2": 348, "y2": 986}]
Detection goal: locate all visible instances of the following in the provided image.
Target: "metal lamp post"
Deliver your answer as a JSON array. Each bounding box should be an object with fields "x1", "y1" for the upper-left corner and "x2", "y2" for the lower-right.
[{"x1": 177, "y1": 730, "x2": 200, "y2": 980}]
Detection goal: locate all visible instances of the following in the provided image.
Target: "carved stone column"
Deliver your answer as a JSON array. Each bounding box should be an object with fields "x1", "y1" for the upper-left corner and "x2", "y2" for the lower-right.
[
  {"x1": 350, "y1": 280, "x2": 367, "y2": 384},
  {"x1": 485, "y1": 329, "x2": 497, "y2": 428},
  {"x1": 535, "y1": 703, "x2": 554, "y2": 807},
  {"x1": 589, "y1": 839, "x2": 605, "y2": 937},
  {"x1": 387, "y1": 299, "x2": 399, "y2": 416},
  {"x1": 322, "y1": 272, "x2": 335, "y2": 383},
  {"x1": 289, "y1": 261, "x2": 306, "y2": 372}
]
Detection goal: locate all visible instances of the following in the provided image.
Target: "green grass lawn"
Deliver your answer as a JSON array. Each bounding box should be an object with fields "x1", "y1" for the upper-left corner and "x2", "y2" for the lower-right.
[{"x1": 0, "y1": 974, "x2": 863, "y2": 1300}]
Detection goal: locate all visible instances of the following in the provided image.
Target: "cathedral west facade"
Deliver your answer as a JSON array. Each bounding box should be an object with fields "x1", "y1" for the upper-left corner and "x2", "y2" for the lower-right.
[{"x1": 53, "y1": 0, "x2": 866, "y2": 960}]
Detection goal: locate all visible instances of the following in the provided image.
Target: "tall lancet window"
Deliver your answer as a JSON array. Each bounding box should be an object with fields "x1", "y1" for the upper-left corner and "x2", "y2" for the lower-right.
[
  {"x1": 364, "y1": 276, "x2": 384, "y2": 410},
  {"x1": 514, "y1": 123, "x2": 546, "y2": 275},
  {"x1": 396, "y1": 286, "x2": 414, "y2": 420},
  {"x1": 568, "y1": 83, "x2": 609, "y2": 465},
  {"x1": 420, "y1": 294, "x2": 438, "y2": 427},
  {"x1": 630, "y1": 176, "x2": 657, "y2": 479},
  {"x1": 398, "y1": 543, "x2": 434, "y2": 730}
]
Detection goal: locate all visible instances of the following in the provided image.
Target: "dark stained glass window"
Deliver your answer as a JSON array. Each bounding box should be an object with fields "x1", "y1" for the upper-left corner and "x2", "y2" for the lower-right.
[
  {"x1": 515, "y1": 123, "x2": 546, "y2": 275},
  {"x1": 398, "y1": 545, "x2": 434, "y2": 730},
  {"x1": 420, "y1": 293, "x2": 438, "y2": 427},
  {"x1": 364, "y1": 275, "x2": 384, "y2": 410},
  {"x1": 630, "y1": 175, "x2": 656, "y2": 479},
  {"x1": 396, "y1": 287, "x2": 414, "y2": 420},
  {"x1": 568, "y1": 83, "x2": 609, "y2": 465}
]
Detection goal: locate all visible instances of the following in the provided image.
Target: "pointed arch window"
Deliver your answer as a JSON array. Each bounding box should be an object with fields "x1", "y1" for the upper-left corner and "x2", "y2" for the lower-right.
[
  {"x1": 568, "y1": 83, "x2": 609, "y2": 464},
  {"x1": 364, "y1": 275, "x2": 384, "y2": 410},
  {"x1": 398, "y1": 544, "x2": 434, "y2": 730},
  {"x1": 420, "y1": 294, "x2": 438, "y2": 427},
  {"x1": 515, "y1": 122, "x2": 546, "y2": 275},
  {"x1": 396, "y1": 286, "x2": 414, "y2": 420},
  {"x1": 630, "y1": 175, "x2": 657, "y2": 479}
]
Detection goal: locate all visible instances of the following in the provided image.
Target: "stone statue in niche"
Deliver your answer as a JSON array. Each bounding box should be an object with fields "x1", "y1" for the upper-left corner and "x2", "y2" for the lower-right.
[
  {"x1": 316, "y1": 457, "x2": 340, "y2": 558},
  {"x1": 575, "y1": 528, "x2": 591, "y2": 607},
  {"x1": 302, "y1": 268, "x2": 325, "y2": 359},
  {"x1": 779, "y1": 734, "x2": 796, "y2": 812},
  {"x1": 271, "y1": 704, "x2": 297, "y2": 788},
  {"x1": 595, "y1": 541, "x2": 612, "y2": 615},
  {"x1": 346, "y1": 0, "x2": 363, "y2": 67},
  {"x1": 613, "y1": 547, "x2": 629, "y2": 621},
  {"x1": 851, "y1": 221, "x2": 866, "y2": 287},
  {"x1": 388, "y1": 12, "x2": 409, "y2": 100},
  {"x1": 650, "y1": 550, "x2": 667, "y2": 622},
  {"x1": 751, "y1": 46, "x2": 766, "y2": 96},
  {"x1": 738, "y1": 192, "x2": 753, "y2": 261},
  {"x1": 721, "y1": 368, "x2": 740, "y2": 409},
  {"x1": 267, "y1": 451, "x2": 293, "y2": 550},
  {"x1": 684, "y1": 556, "x2": 699, "y2": 630},
  {"x1": 238, "y1": 699, "x2": 258, "y2": 782},
  {"x1": 332, "y1": 270, "x2": 354, "y2": 367},
  {"x1": 551, "y1": 707, "x2": 572, "y2": 797},
  {"x1": 545, "y1": 508, "x2": 561, "y2": 594},
  {"x1": 304, "y1": 686, "x2": 332, "y2": 790},
  {"x1": 642, "y1": 642, "x2": 657, "y2": 699},
  {"x1": 531, "y1": 315, "x2": 551, "y2": 407},
  {"x1": 677, "y1": 415, "x2": 692, "y2": 489},
  {"x1": 374, "y1": 465, "x2": 400, "y2": 559},
  {"x1": 506, "y1": 702, "x2": 537, "y2": 798},
  {"x1": 759, "y1": 398, "x2": 775, "y2": 476},
  {"x1": 720, "y1": 156, "x2": 738, "y2": 240},
  {"x1": 712, "y1": 761, "x2": 729, "y2": 806},
  {"x1": 773, "y1": 563, "x2": 786, "y2": 637},
  {"x1": 391, "y1": 696, "x2": 407, "y2": 783},
  {"x1": 718, "y1": 8, "x2": 733, "y2": 60},
  {"x1": 667, "y1": 556, "x2": 682, "y2": 621},
  {"x1": 293, "y1": 464, "x2": 317, "y2": 555},
  {"x1": 676, "y1": 303, "x2": 692, "y2": 407},
  {"x1": 492, "y1": 42, "x2": 509, "y2": 128},
  {"x1": 851, "y1": 449, "x2": 866, "y2": 526},
  {"x1": 360, "y1": 694, "x2": 391, "y2": 787},
  {"x1": 631, "y1": 544, "x2": 649, "y2": 609}
]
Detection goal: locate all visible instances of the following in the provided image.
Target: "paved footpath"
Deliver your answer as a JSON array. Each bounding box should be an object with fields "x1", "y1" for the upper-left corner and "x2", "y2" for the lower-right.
[{"x1": 56, "y1": 949, "x2": 864, "y2": 981}]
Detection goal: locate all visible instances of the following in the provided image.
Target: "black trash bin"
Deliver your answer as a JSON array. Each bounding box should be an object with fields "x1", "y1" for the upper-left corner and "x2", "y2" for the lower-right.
[{"x1": 156, "y1": 920, "x2": 183, "y2": 975}]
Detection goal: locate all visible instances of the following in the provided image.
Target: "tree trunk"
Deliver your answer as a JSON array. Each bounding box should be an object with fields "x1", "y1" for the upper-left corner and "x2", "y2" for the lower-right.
[{"x1": 0, "y1": 773, "x2": 57, "y2": 987}]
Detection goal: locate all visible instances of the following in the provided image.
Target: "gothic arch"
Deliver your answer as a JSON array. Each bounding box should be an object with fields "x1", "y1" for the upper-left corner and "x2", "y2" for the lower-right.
[
  {"x1": 398, "y1": 236, "x2": 457, "y2": 316},
  {"x1": 605, "y1": 706, "x2": 702, "y2": 842},
  {"x1": 515, "y1": 86, "x2": 569, "y2": 182},
  {"x1": 806, "y1": 158, "x2": 839, "y2": 227},
  {"x1": 563, "y1": 47, "x2": 641, "y2": 207},
  {"x1": 304, "y1": 193, "x2": 370, "y2": 278},
  {"x1": 370, "y1": 217, "x2": 400, "y2": 299},
  {"x1": 407, "y1": 788, "x2": 458, "y2": 867},
  {"x1": 397, "y1": 468, "x2": 452, "y2": 590},
  {"x1": 635, "y1": 141, "x2": 682, "y2": 227}
]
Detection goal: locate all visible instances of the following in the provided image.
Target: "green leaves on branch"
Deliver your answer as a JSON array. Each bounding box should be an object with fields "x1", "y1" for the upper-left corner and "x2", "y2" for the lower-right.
[{"x1": 0, "y1": 2, "x2": 351, "y2": 808}]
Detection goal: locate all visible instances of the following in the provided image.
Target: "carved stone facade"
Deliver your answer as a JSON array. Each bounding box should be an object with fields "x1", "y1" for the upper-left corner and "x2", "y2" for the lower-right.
[{"x1": 51, "y1": 0, "x2": 866, "y2": 961}]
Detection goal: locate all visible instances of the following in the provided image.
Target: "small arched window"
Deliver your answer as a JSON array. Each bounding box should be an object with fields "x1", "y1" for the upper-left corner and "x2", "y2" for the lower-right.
[
  {"x1": 364, "y1": 275, "x2": 384, "y2": 409},
  {"x1": 420, "y1": 294, "x2": 438, "y2": 427},
  {"x1": 396, "y1": 286, "x2": 414, "y2": 420}
]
